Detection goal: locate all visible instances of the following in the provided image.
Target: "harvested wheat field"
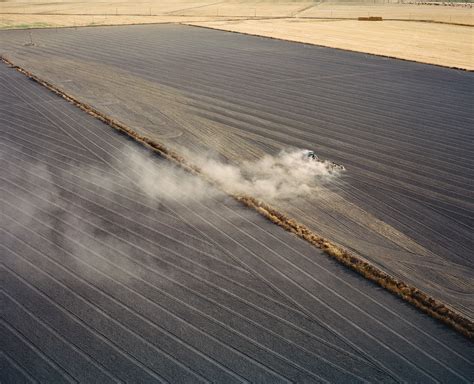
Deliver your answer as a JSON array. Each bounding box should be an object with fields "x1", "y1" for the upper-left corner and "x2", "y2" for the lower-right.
[
  {"x1": 0, "y1": 0, "x2": 315, "y2": 29},
  {"x1": 0, "y1": 14, "x2": 240, "y2": 29},
  {"x1": 299, "y1": 3, "x2": 474, "y2": 25},
  {"x1": 187, "y1": 19, "x2": 474, "y2": 70},
  {"x1": 2, "y1": 0, "x2": 473, "y2": 69}
]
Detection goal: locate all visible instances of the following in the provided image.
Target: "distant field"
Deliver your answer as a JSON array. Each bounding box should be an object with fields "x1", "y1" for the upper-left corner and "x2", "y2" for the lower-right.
[
  {"x1": 1, "y1": 0, "x2": 472, "y2": 69},
  {"x1": 0, "y1": 0, "x2": 243, "y2": 29},
  {"x1": 299, "y1": 3, "x2": 473, "y2": 25},
  {"x1": 0, "y1": 14, "x2": 229, "y2": 29},
  {"x1": 187, "y1": 18, "x2": 474, "y2": 69},
  {"x1": 1, "y1": 0, "x2": 472, "y2": 24},
  {"x1": 0, "y1": 0, "x2": 211, "y2": 15}
]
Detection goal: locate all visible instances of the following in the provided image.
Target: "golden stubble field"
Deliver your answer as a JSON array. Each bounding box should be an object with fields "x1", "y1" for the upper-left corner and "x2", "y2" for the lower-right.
[
  {"x1": 187, "y1": 18, "x2": 474, "y2": 70},
  {"x1": 1, "y1": 0, "x2": 473, "y2": 69}
]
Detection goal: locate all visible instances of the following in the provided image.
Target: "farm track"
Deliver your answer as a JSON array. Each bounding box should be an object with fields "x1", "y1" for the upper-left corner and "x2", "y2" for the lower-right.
[
  {"x1": 1, "y1": 24, "x2": 471, "y2": 318},
  {"x1": 1, "y1": 58, "x2": 474, "y2": 382}
]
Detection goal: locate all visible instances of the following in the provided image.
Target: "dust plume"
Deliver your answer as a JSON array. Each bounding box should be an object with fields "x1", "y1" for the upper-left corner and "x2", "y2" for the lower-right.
[
  {"x1": 120, "y1": 147, "x2": 218, "y2": 202},
  {"x1": 192, "y1": 148, "x2": 343, "y2": 201}
]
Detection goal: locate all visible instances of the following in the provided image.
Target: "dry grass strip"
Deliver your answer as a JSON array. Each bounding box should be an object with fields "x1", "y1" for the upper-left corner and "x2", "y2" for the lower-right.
[{"x1": 3, "y1": 55, "x2": 472, "y2": 339}]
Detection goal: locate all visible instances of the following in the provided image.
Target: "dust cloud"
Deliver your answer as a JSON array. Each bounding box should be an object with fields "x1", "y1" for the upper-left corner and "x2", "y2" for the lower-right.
[
  {"x1": 1, "y1": 143, "x2": 342, "y2": 287},
  {"x1": 123, "y1": 148, "x2": 216, "y2": 202},
  {"x1": 93, "y1": 145, "x2": 343, "y2": 204},
  {"x1": 192, "y1": 148, "x2": 343, "y2": 201}
]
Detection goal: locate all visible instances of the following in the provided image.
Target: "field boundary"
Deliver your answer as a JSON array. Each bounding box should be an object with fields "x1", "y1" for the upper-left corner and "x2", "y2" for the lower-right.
[
  {"x1": 1, "y1": 13, "x2": 471, "y2": 27},
  {"x1": 1, "y1": 14, "x2": 472, "y2": 32},
  {"x1": 182, "y1": 23, "x2": 473, "y2": 71},
  {"x1": 296, "y1": 16, "x2": 473, "y2": 27},
  {"x1": 2, "y1": 56, "x2": 472, "y2": 339}
]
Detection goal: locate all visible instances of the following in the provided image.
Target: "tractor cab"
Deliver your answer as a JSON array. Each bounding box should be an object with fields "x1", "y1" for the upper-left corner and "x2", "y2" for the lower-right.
[
  {"x1": 304, "y1": 149, "x2": 346, "y2": 172},
  {"x1": 306, "y1": 150, "x2": 319, "y2": 161}
]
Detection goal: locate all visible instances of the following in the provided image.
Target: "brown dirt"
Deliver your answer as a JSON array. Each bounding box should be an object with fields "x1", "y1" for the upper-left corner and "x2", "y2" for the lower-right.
[
  {"x1": 3, "y1": 55, "x2": 472, "y2": 339},
  {"x1": 236, "y1": 195, "x2": 474, "y2": 339}
]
